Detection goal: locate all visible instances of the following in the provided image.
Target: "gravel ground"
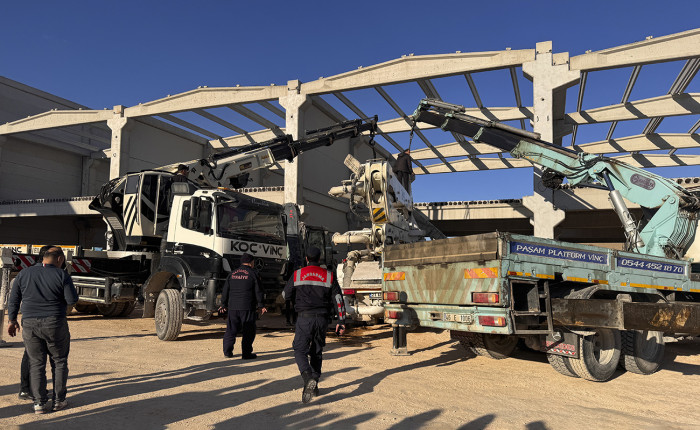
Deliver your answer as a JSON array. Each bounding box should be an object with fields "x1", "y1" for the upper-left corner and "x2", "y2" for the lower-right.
[{"x1": 1, "y1": 311, "x2": 699, "y2": 429}]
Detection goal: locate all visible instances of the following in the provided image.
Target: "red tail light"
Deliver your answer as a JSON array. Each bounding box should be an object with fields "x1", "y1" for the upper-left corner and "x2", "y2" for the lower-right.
[
  {"x1": 478, "y1": 316, "x2": 507, "y2": 327},
  {"x1": 472, "y1": 292, "x2": 499, "y2": 303},
  {"x1": 386, "y1": 310, "x2": 401, "y2": 319},
  {"x1": 342, "y1": 289, "x2": 356, "y2": 295},
  {"x1": 383, "y1": 291, "x2": 400, "y2": 301}
]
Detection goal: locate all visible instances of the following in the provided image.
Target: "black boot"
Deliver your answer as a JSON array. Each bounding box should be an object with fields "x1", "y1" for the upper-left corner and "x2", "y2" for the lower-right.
[{"x1": 301, "y1": 371, "x2": 316, "y2": 404}]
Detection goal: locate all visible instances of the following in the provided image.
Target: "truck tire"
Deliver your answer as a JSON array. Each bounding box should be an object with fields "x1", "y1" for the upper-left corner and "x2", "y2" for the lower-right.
[
  {"x1": 155, "y1": 289, "x2": 183, "y2": 341},
  {"x1": 546, "y1": 353, "x2": 579, "y2": 378},
  {"x1": 96, "y1": 302, "x2": 127, "y2": 317},
  {"x1": 118, "y1": 301, "x2": 137, "y2": 317},
  {"x1": 620, "y1": 330, "x2": 665, "y2": 375},
  {"x1": 568, "y1": 329, "x2": 621, "y2": 382},
  {"x1": 469, "y1": 333, "x2": 518, "y2": 360},
  {"x1": 75, "y1": 303, "x2": 98, "y2": 314}
]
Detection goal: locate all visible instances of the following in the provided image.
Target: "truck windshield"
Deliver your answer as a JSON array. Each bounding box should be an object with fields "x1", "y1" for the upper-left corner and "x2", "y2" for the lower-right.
[{"x1": 217, "y1": 203, "x2": 284, "y2": 241}]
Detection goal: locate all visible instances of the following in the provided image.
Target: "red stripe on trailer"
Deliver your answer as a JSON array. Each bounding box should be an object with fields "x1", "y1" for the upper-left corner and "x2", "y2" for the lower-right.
[
  {"x1": 13, "y1": 254, "x2": 36, "y2": 270},
  {"x1": 71, "y1": 258, "x2": 92, "y2": 273}
]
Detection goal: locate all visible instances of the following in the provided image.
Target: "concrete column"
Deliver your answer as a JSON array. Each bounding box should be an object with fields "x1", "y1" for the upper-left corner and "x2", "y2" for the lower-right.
[
  {"x1": 81, "y1": 157, "x2": 94, "y2": 195},
  {"x1": 107, "y1": 105, "x2": 130, "y2": 179},
  {"x1": 522, "y1": 41, "x2": 580, "y2": 239},
  {"x1": 279, "y1": 80, "x2": 310, "y2": 205}
]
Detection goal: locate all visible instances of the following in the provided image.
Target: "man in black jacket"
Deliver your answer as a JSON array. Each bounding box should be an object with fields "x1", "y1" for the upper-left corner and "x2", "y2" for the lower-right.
[
  {"x1": 283, "y1": 246, "x2": 346, "y2": 403},
  {"x1": 219, "y1": 253, "x2": 267, "y2": 359},
  {"x1": 393, "y1": 148, "x2": 415, "y2": 192},
  {"x1": 172, "y1": 164, "x2": 190, "y2": 182},
  {"x1": 18, "y1": 245, "x2": 57, "y2": 402},
  {"x1": 8, "y1": 247, "x2": 78, "y2": 414}
]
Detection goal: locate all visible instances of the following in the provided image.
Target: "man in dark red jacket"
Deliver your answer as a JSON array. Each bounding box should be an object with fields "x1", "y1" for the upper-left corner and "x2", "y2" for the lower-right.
[
  {"x1": 283, "y1": 246, "x2": 346, "y2": 403},
  {"x1": 219, "y1": 253, "x2": 267, "y2": 359}
]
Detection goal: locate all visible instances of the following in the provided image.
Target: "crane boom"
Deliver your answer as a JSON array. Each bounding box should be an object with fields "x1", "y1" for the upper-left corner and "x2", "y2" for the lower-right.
[
  {"x1": 165, "y1": 117, "x2": 377, "y2": 188},
  {"x1": 413, "y1": 98, "x2": 700, "y2": 259}
]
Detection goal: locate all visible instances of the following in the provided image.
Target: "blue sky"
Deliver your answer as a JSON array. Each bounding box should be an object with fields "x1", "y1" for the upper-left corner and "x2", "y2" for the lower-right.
[{"x1": 2, "y1": 1, "x2": 699, "y2": 202}]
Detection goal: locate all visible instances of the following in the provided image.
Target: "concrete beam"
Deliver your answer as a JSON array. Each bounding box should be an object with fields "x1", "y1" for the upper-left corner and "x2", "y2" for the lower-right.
[
  {"x1": 310, "y1": 96, "x2": 347, "y2": 124},
  {"x1": 25, "y1": 130, "x2": 101, "y2": 154},
  {"x1": 158, "y1": 113, "x2": 221, "y2": 139},
  {"x1": 404, "y1": 140, "x2": 502, "y2": 160},
  {"x1": 123, "y1": 86, "x2": 287, "y2": 118},
  {"x1": 135, "y1": 116, "x2": 209, "y2": 145},
  {"x1": 300, "y1": 49, "x2": 535, "y2": 95},
  {"x1": 566, "y1": 93, "x2": 700, "y2": 125},
  {"x1": 0, "y1": 109, "x2": 113, "y2": 135},
  {"x1": 570, "y1": 28, "x2": 700, "y2": 72},
  {"x1": 579, "y1": 133, "x2": 700, "y2": 154},
  {"x1": 613, "y1": 153, "x2": 700, "y2": 168},
  {"x1": 209, "y1": 128, "x2": 285, "y2": 150},
  {"x1": 418, "y1": 157, "x2": 531, "y2": 174}
]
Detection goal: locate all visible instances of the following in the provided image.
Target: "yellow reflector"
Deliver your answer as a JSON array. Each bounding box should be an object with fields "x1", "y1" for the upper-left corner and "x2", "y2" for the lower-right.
[{"x1": 384, "y1": 272, "x2": 406, "y2": 281}]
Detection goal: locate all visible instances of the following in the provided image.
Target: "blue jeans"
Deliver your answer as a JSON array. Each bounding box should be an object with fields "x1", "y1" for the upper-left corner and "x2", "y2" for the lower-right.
[
  {"x1": 21, "y1": 316, "x2": 71, "y2": 404},
  {"x1": 21, "y1": 350, "x2": 55, "y2": 398}
]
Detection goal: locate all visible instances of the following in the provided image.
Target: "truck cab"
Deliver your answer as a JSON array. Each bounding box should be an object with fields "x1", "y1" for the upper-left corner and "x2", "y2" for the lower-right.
[{"x1": 145, "y1": 186, "x2": 287, "y2": 340}]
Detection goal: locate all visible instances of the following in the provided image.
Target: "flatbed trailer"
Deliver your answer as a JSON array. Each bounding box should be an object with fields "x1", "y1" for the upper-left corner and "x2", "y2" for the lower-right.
[{"x1": 382, "y1": 232, "x2": 700, "y2": 381}]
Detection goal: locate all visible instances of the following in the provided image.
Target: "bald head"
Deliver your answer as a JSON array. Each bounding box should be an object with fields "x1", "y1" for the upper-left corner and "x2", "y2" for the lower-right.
[{"x1": 42, "y1": 247, "x2": 65, "y2": 267}]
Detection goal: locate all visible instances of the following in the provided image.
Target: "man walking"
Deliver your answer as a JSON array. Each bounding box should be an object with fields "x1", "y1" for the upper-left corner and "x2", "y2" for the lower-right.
[
  {"x1": 18, "y1": 245, "x2": 58, "y2": 401},
  {"x1": 393, "y1": 148, "x2": 415, "y2": 192},
  {"x1": 283, "y1": 246, "x2": 346, "y2": 404},
  {"x1": 219, "y1": 253, "x2": 267, "y2": 359},
  {"x1": 7, "y1": 247, "x2": 78, "y2": 414}
]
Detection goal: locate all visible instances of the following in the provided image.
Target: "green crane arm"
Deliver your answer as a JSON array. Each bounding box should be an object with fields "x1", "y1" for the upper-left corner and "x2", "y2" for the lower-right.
[{"x1": 413, "y1": 98, "x2": 700, "y2": 259}]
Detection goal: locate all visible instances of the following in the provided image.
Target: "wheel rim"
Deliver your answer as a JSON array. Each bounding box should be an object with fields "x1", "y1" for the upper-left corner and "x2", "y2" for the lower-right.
[
  {"x1": 592, "y1": 329, "x2": 616, "y2": 365},
  {"x1": 155, "y1": 298, "x2": 167, "y2": 331}
]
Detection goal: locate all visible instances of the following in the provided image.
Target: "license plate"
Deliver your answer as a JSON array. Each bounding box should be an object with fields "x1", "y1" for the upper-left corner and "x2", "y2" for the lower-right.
[
  {"x1": 443, "y1": 313, "x2": 473, "y2": 324},
  {"x1": 369, "y1": 292, "x2": 382, "y2": 299}
]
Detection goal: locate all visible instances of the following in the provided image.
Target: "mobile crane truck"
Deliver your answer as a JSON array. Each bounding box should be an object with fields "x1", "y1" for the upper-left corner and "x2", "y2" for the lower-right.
[
  {"x1": 72, "y1": 117, "x2": 377, "y2": 340},
  {"x1": 328, "y1": 155, "x2": 445, "y2": 324},
  {"x1": 382, "y1": 99, "x2": 700, "y2": 381}
]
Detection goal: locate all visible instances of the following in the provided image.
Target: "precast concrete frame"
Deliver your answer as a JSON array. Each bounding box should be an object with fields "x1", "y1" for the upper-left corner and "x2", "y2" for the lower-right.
[{"x1": 0, "y1": 28, "x2": 698, "y2": 239}]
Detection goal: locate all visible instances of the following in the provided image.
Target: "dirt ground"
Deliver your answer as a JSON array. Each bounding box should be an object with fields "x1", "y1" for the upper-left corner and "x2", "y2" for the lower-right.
[{"x1": 1, "y1": 311, "x2": 699, "y2": 430}]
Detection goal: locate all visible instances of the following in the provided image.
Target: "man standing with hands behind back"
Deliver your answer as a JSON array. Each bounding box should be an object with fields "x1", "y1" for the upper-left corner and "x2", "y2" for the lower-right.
[
  {"x1": 7, "y1": 246, "x2": 78, "y2": 414},
  {"x1": 219, "y1": 253, "x2": 267, "y2": 359}
]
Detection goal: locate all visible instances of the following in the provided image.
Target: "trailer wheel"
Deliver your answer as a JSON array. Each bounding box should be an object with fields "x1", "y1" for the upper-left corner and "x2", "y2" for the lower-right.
[
  {"x1": 468, "y1": 334, "x2": 518, "y2": 359},
  {"x1": 96, "y1": 302, "x2": 127, "y2": 317},
  {"x1": 569, "y1": 329, "x2": 621, "y2": 382},
  {"x1": 118, "y1": 301, "x2": 137, "y2": 317},
  {"x1": 620, "y1": 330, "x2": 665, "y2": 375},
  {"x1": 546, "y1": 353, "x2": 579, "y2": 378},
  {"x1": 155, "y1": 289, "x2": 183, "y2": 341}
]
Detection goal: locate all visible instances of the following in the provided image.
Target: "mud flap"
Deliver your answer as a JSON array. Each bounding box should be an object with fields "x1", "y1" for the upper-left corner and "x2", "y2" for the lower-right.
[{"x1": 544, "y1": 330, "x2": 579, "y2": 359}]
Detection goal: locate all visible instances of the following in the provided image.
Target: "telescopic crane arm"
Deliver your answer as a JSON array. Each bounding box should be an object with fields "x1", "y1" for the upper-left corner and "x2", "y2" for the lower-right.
[
  {"x1": 413, "y1": 98, "x2": 700, "y2": 259},
  {"x1": 167, "y1": 117, "x2": 378, "y2": 188}
]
